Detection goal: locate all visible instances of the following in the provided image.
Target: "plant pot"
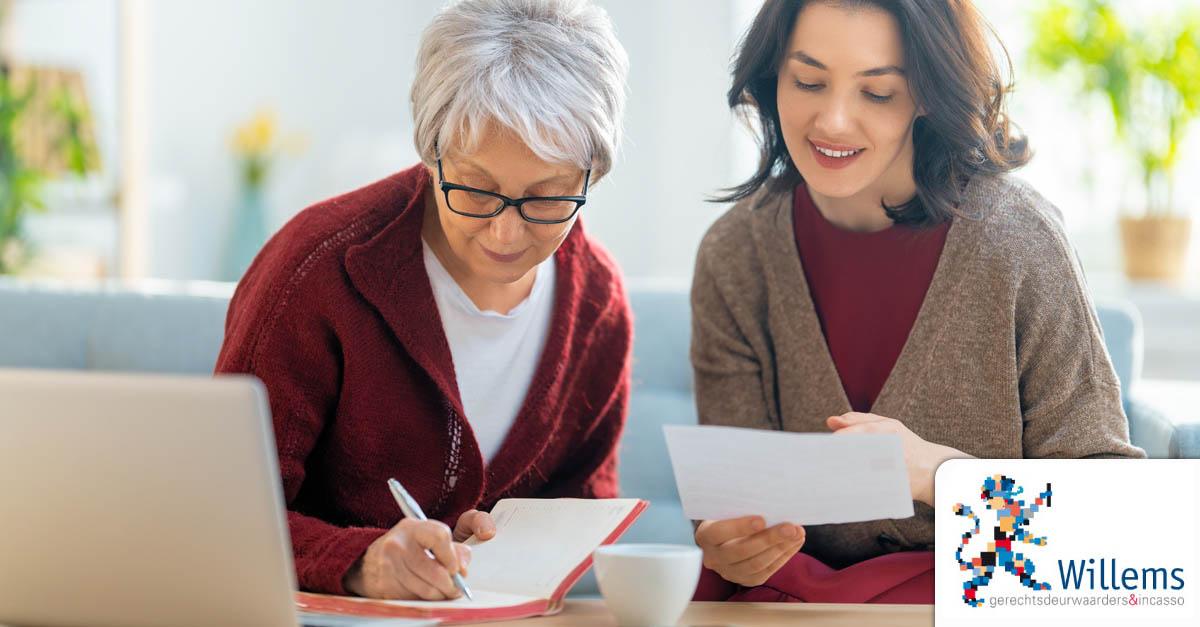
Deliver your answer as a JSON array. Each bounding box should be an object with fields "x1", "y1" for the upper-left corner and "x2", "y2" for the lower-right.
[
  {"x1": 1118, "y1": 215, "x2": 1192, "y2": 282},
  {"x1": 0, "y1": 236, "x2": 26, "y2": 275}
]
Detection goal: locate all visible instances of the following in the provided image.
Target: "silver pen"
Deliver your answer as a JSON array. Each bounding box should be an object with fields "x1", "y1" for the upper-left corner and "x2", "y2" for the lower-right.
[{"x1": 386, "y1": 477, "x2": 474, "y2": 601}]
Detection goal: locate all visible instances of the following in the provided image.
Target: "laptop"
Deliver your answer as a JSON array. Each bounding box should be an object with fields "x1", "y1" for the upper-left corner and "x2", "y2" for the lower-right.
[{"x1": 0, "y1": 369, "x2": 431, "y2": 627}]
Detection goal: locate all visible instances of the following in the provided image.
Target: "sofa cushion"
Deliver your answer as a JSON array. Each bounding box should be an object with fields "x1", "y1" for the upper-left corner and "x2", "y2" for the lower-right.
[
  {"x1": 0, "y1": 279, "x2": 232, "y2": 374},
  {"x1": 619, "y1": 388, "x2": 697, "y2": 500},
  {"x1": 86, "y1": 293, "x2": 230, "y2": 373},
  {"x1": 0, "y1": 280, "x2": 94, "y2": 369},
  {"x1": 1094, "y1": 299, "x2": 1142, "y2": 410},
  {"x1": 628, "y1": 284, "x2": 693, "y2": 392}
]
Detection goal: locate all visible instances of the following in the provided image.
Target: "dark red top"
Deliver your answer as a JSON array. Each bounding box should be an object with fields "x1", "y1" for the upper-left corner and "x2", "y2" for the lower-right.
[
  {"x1": 216, "y1": 164, "x2": 632, "y2": 595},
  {"x1": 792, "y1": 182, "x2": 950, "y2": 413}
]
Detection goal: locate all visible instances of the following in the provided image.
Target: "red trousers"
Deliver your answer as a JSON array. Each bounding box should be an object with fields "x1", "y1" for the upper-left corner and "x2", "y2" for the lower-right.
[{"x1": 693, "y1": 551, "x2": 934, "y2": 604}]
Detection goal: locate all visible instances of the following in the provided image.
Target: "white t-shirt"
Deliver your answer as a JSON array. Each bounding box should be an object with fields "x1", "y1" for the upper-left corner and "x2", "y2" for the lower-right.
[{"x1": 422, "y1": 240, "x2": 556, "y2": 465}]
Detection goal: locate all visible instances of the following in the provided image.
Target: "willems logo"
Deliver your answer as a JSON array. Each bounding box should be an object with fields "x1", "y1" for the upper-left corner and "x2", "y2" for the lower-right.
[
  {"x1": 935, "y1": 460, "x2": 1199, "y2": 626},
  {"x1": 952, "y1": 475, "x2": 1053, "y2": 607}
]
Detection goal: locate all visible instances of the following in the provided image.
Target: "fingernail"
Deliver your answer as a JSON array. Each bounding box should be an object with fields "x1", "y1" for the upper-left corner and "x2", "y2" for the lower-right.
[
  {"x1": 752, "y1": 518, "x2": 765, "y2": 531},
  {"x1": 780, "y1": 524, "x2": 797, "y2": 538}
]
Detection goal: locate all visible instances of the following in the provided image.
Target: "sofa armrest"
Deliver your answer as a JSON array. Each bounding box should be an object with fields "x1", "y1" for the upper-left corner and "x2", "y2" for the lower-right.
[
  {"x1": 1128, "y1": 379, "x2": 1200, "y2": 459},
  {"x1": 1126, "y1": 398, "x2": 1179, "y2": 459},
  {"x1": 1176, "y1": 423, "x2": 1200, "y2": 460}
]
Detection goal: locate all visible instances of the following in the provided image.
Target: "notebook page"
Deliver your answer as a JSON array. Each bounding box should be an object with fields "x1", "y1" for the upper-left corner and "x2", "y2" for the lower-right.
[{"x1": 463, "y1": 498, "x2": 641, "y2": 598}]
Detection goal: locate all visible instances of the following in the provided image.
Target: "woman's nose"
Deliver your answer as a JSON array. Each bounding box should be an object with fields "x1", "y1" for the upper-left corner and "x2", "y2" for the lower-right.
[
  {"x1": 813, "y1": 96, "x2": 853, "y2": 136},
  {"x1": 489, "y1": 205, "x2": 527, "y2": 246}
]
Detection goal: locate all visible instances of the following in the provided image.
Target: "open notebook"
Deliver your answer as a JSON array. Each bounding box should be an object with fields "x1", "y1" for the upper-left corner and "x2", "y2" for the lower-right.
[{"x1": 296, "y1": 498, "x2": 648, "y2": 624}]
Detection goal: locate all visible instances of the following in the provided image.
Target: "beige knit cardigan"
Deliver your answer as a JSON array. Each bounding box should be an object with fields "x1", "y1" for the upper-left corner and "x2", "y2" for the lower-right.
[{"x1": 690, "y1": 174, "x2": 1144, "y2": 568}]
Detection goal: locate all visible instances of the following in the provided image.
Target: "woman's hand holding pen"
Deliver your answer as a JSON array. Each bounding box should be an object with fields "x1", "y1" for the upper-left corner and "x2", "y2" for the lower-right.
[
  {"x1": 827, "y1": 412, "x2": 971, "y2": 506},
  {"x1": 695, "y1": 516, "x2": 806, "y2": 587},
  {"x1": 343, "y1": 509, "x2": 496, "y2": 600}
]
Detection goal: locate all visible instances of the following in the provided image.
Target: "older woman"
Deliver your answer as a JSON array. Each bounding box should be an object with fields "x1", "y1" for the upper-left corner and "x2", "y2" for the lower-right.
[
  {"x1": 216, "y1": 0, "x2": 629, "y2": 601},
  {"x1": 689, "y1": 0, "x2": 1143, "y2": 604}
]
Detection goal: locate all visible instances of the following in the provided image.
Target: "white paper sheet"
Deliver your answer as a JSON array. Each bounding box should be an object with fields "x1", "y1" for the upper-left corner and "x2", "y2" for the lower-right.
[{"x1": 663, "y1": 425, "x2": 914, "y2": 526}]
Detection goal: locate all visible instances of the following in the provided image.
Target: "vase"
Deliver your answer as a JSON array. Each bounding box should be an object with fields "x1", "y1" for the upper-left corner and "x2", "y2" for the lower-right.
[{"x1": 224, "y1": 186, "x2": 269, "y2": 281}]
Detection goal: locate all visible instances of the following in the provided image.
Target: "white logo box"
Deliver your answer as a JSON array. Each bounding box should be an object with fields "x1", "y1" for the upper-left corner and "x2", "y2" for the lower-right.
[{"x1": 935, "y1": 459, "x2": 1199, "y2": 626}]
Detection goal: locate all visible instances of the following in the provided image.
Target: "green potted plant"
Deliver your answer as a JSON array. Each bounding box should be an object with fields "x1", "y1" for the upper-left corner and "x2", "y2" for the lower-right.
[
  {"x1": 0, "y1": 0, "x2": 97, "y2": 275},
  {"x1": 1028, "y1": 0, "x2": 1200, "y2": 282},
  {"x1": 0, "y1": 63, "x2": 94, "y2": 275},
  {"x1": 0, "y1": 63, "x2": 40, "y2": 274}
]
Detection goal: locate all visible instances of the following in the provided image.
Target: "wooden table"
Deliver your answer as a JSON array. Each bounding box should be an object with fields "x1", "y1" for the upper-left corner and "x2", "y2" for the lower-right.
[{"x1": 484, "y1": 600, "x2": 933, "y2": 626}]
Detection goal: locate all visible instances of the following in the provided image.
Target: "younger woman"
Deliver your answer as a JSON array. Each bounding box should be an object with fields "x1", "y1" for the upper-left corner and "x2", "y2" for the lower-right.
[{"x1": 690, "y1": 0, "x2": 1143, "y2": 604}]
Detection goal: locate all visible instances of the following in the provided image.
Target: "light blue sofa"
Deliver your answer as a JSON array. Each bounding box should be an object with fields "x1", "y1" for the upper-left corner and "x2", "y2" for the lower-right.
[{"x1": 0, "y1": 277, "x2": 1193, "y2": 596}]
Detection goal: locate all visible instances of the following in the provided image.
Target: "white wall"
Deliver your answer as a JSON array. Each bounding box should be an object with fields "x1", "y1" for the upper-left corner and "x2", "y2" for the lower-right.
[
  {"x1": 140, "y1": 0, "x2": 436, "y2": 279},
  {"x1": 136, "y1": 0, "x2": 741, "y2": 282},
  {"x1": 10, "y1": 0, "x2": 1200, "y2": 283}
]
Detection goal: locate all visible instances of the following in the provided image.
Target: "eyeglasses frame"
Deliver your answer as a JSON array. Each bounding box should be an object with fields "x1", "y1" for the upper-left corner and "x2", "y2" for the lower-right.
[{"x1": 434, "y1": 152, "x2": 590, "y2": 225}]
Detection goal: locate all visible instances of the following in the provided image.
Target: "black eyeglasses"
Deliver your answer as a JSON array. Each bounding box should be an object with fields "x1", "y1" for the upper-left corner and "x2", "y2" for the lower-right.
[{"x1": 435, "y1": 155, "x2": 590, "y2": 225}]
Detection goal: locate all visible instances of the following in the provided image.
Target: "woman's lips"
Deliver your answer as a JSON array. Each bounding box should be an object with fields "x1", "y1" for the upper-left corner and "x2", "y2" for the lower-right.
[
  {"x1": 809, "y1": 139, "x2": 865, "y2": 170},
  {"x1": 809, "y1": 138, "x2": 863, "y2": 152},
  {"x1": 481, "y1": 245, "x2": 526, "y2": 263}
]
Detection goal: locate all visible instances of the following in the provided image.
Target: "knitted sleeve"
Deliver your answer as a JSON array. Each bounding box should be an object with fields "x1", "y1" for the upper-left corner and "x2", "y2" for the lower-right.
[
  {"x1": 215, "y1": 224, "x2": 386, "y2": 595},
  {"x1": 690, "y1": 209, "x2": 779, "y2": 431},
  {"x1": 1013, "y1": 204, "x2": 1145, "y2": 459}
]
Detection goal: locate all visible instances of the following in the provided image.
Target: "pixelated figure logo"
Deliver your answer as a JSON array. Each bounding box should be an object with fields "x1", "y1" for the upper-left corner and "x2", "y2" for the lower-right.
[{"x1": 952, "y1": 475, "x2": 1052, "y2": 607}]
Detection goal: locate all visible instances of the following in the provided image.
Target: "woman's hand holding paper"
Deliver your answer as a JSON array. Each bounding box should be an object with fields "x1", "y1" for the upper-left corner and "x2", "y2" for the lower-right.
[
  {"x1": 827, "y1": 412, "x2": 969, "y2": 506},
  {"x1": 694, "y1": 515, "x2": 806, "y2": 587}
]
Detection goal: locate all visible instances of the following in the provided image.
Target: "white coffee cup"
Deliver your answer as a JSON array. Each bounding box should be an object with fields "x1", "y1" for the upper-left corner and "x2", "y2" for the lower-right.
[{"x1": 593, "y1": 543, "x2": 702, "y2": 627}]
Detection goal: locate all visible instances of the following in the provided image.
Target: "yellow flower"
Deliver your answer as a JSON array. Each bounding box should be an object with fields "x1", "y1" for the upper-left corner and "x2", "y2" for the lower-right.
[
  {"x1": 230, "y1": 108, "x2": 279, "y2": 158},
  {"x1": 230, "y1": 107, "x2": 307, "y2": 188}
]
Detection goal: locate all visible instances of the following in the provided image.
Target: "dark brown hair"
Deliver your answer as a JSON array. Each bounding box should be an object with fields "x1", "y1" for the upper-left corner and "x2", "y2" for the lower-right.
[{"x1": 717, "y1": 0, "x2": 1031, "y2": 226}]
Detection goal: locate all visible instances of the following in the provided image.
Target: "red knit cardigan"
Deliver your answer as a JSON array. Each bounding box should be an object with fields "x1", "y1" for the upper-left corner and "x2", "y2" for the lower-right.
[{"x1": 215, "y1": 164, "x2": 632, "y2": 594}]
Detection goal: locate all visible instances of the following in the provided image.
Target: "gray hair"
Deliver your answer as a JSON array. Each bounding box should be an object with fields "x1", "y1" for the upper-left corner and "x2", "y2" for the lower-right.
[{"x1": 411, "y1": 0, "x2": 628, "y2": 180}]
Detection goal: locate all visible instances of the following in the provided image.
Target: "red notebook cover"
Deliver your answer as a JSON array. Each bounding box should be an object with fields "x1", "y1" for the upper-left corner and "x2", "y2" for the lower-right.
[{"x1": 295, "y1": 498, "x2": 649, "y2": 625}]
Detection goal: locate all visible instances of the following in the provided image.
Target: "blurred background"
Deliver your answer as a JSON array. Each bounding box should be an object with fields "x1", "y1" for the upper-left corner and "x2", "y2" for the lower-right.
[{"x1": 1, "y1": 0, "x2": 1197, "y2": 396}]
